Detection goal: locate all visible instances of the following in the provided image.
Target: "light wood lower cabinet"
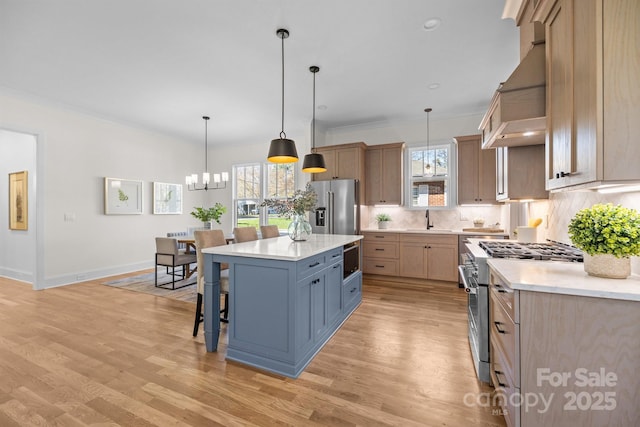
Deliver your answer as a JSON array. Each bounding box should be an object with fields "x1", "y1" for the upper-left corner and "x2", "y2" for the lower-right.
[
  {"x1": 489, "y1": 268, "x2": 640, "y2": 426},
  {"x1": 398, "y1": 234, "x2": 458, "y2": 282},
  {"x1": 362, "y1": 232, "x2": 399, "y2": 276}
]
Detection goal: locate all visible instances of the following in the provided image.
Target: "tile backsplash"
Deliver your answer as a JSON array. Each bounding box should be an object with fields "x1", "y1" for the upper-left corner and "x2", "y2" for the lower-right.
[
  {"x1": 364, "y1": 189, "x2": 640, "y2": 274},
  {"x1": 364, "y1": 205, "x2": 506, "y2": 232},
  {"x1": 533, "y1": 190, "x2": 640, "y2": 274}
]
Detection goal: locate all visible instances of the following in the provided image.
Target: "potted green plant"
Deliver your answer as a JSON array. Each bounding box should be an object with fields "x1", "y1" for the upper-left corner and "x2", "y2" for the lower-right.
[
  {"x1": 568, "y1": 203, "x2": 640, "y2": 279},
  {"x1": 376, "y1": 213, "x2": 391, "y2": 229},
  {"x1": 191, "y1": 203, "x2": 227, "y2": 229}
]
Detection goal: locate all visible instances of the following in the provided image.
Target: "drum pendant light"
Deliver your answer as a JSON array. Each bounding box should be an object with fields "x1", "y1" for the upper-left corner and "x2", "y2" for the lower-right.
[
  {"x1": 268, "y1": 28, "x2": 298, "y2": 163},
  {"x1": 302, "y1": 65, "x2": 327, "y2": 173}
]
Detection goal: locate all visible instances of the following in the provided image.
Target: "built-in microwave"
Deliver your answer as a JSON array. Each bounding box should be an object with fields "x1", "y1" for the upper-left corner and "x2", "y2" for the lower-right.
[{"x1": 343, "y1": 241, "x2": 360, "y2": 279}]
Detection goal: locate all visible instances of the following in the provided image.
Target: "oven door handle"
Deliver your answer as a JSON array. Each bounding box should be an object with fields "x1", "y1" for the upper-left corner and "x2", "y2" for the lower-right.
[{"x1": 458, "y1": 265, "x2": 477, "y2": 294}]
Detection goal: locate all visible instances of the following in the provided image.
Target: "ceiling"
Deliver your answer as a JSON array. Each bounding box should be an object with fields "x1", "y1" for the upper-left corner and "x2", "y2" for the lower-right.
[{"x1": 0, "y1": 0, "x2": 519, "y2": 147}]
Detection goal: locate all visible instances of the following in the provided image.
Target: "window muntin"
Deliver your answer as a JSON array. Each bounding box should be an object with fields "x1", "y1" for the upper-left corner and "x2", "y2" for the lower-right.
[
  {"x1": 234, "y1": 164, "x2": 261, "y2": 229},
  {"x1": 265, "y1": 164, "x2": 295, "y2": 227},
  {"x1": 233, "y1": 163, "x2": 297, "y2": 230},
  {"x1": 407, "y1": 143, "x2": 452, "y2": 208}
]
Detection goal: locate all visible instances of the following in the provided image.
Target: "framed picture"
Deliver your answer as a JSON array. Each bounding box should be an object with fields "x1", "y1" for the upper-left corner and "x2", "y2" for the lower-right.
[
  {"x1": 153, "y1": 182, "x2": 183, "y2": 214},
  {"x1": 104, "y1": 177, "x2": 143, "y2": 215},
  {"x1": 9, "y1": 171, "x2": 28, "y2": 230}
]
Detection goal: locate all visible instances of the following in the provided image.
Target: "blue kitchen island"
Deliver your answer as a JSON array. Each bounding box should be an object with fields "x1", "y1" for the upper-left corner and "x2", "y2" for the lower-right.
[{"x1": 202, "y1": 234, "x2": 363, "y2": 378}]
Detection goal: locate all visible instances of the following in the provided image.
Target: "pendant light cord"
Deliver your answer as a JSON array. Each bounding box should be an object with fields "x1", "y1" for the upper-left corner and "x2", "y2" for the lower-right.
[
  {"x1": 312, "y1": 70, "x2": 316, "y2": 150},
  {"x1": 280, "y1": 32, "x2": 286, "y2": 140},
  {"x1": 204, "y1": 116, "x2": 209, "y2": 173}
]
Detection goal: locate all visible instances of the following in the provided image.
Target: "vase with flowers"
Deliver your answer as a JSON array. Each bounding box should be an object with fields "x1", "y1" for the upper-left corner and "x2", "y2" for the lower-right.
[
  {"x1": 260, "y1": 183, "x2": 318, "y2": 241},
  {"x1": 568, "y1": 203, "x2": 640, "y2": 279}
]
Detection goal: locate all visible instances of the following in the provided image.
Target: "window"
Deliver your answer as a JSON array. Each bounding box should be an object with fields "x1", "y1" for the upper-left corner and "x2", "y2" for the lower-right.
[
  {"x1": 233, "y1": 163, "x2": 296, "y2": 231},
  {"x1": 235, "y1": 163, "x2": 261, "y2": 229},
  {"x1": 407, "y1": 142, "x2": 454, "y2": 208},
  {"x1": 265, "y1": 164, "x2": 295, "y2": 228}
]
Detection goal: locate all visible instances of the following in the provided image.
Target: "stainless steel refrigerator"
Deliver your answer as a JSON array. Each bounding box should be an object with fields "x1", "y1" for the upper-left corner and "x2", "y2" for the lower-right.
[{"x1": 309, "y1": 179, "x2": 360, "y2": 235}]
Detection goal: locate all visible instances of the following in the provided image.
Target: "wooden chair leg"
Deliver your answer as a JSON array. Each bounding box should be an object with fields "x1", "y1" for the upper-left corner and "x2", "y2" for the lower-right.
[
  {"x1": 220, "y1": 293, "x2": 229, "y2": 323},
  {"x1": 193, "y1": 292, "x2": 203, "y2": 336}
]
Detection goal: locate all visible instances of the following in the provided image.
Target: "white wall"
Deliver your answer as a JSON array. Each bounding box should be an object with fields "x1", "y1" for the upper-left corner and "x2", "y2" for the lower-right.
[
  {"x1": 0, "y1": 129, "x2": 37, "y2": 282},
  {"x1": 0, "y1": 93, "x2": 224, "y2": 288},
  {"x1": 324, "y1": 113, "x2": 486, "y2": 147}
]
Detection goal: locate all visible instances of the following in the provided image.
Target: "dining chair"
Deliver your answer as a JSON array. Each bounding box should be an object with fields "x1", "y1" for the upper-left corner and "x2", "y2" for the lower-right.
[
  {"x1": 233, "y1": 226, "x2": 259, "y2": 243},
  {"x1": 155, "y1": 237, "x2": 197, "y2": 290},
  {"x1": 166, "y1": 231, "x2": 188, "y2": 250},
  {"x1": 193, "y1": 229, "x2": 229, "y2": 337},
  {"x1": 260, "y1": 225, "x2": 280, "y2": 239}
]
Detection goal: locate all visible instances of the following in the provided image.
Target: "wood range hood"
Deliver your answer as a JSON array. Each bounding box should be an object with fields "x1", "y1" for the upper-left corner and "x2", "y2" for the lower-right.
[{"x1": 479, "y1": 41, "x2": 546, "y2": 149}]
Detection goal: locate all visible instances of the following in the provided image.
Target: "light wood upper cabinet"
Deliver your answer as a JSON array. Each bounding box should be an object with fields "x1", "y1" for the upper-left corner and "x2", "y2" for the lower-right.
[
  {"x1": 535, "y1": 0, "x2": 640, "y2": 190},
  {"x1": 312, "y1": 142, "x2": 366, "y2": 203},
  {"x1": 365, "y1": 142, "x2": 404, "y2": 205},
  {"x1": 496, "y1": 145, "x2": 548, "y2": 201},
  {"x1": 455, "y1": 134, "x2": 497, "y2": 205},
  {"x1": 312, "y1": 142, "x2": 366, "y2": 182}
]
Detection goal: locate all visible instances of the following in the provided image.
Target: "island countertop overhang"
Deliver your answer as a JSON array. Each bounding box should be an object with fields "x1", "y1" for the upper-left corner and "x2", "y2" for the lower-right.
[{"x1": 202, "y1": 234, "x2": 363, "y2": 261}]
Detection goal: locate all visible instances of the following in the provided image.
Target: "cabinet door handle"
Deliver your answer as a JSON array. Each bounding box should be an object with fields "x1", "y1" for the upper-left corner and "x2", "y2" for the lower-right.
[
  {"x1": 494, "y1": 283, "x2": 507, "y2": 293},
  {"x1": 332, "y1": 253, "x2": 341, "y2": 258},
  {"x1": 333, "y1": 264, "x2": 341, "y2": 269},
  {"x1": 494, "y1": 321, "x2": 506, "y2": 334},
  {"x1": 309, "y1": 261, "x2": 320, "y2": 268},
  {"x1": 350, "y1": 287, "x2": 357, "y2": 293},
  {"x1": 494, "y1": 370, "x2": 507, "y2": 387},
  {"x1": 375, "y1": 248, "x2": 385, "y2": 251},
  {"x1": 375, "y1": 235, "x2": 385, "y2": 238},
  {"x1": 375, "y1": 265, "x2": 385, "y2": 268},
  {"x1": 311, "y1": 278, "x2": 320, "y2": 285}
]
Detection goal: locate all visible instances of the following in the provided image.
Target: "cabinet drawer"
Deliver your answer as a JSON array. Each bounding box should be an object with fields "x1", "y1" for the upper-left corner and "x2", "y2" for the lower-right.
[
  {"x1": 490, "y1": 290, "x2": 519, "y2": 387},
  {"x1": 399, "y1": 233, "x2": 457, "y2": 245},
  {"x1": 363, "y1": 242, "x2": 398, "y2": 259},
  {"x1": 490, "y1": 339, "x2": 519, "y2": 427},
  {"x1": 490, "y1": 271, "x2": 518, "y2": 322},
  {"x1": 326, "y1": 247, "x2": 343, "y2": 266},
  {"x1": 297, "y1": 253, "x2": 327, "y2": 279},
  {"x1": 362, "y1": 232, "x2": 399, "y2": 242},
  {"x1": 343, "y1": 273, "x2": 361, "y2": 312},
  {"x1": 363, "y1": 258, "x2": 398, "y2": 276}
]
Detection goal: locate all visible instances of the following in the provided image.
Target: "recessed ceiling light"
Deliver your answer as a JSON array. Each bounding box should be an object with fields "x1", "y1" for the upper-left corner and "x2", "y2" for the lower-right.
[
  {"x1": 428, "y1": 83, "x2": 441, "y2": 90},
  {"x1": 423, "y1": 18, "x2": 441, "y2": 31},
  {"x1": 317, "y1": 105, "x2": 328, "y2": 111}
]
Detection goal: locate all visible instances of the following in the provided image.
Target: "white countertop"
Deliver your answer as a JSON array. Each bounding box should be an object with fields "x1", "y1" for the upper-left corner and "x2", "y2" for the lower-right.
[
  {"x1": 487, "y1": 258, "x2": 640, "y2": 302},
  {"x1": 361, "y1": 228, "x2": 509, "y2": 236},
  {"x1": 202, "y1": 234, "x2": 363, "y2": 261}
]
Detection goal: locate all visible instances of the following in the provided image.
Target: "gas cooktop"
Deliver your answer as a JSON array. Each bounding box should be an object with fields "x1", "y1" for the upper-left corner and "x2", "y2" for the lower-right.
[{"x1": 478, "y1": 240, "x2": 583, "y2": 262}]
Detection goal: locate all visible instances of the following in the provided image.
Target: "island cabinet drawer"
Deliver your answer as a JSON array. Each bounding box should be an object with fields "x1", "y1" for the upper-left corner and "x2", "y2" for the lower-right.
[
  {"x1": 363, "y1": 258, "x2": 398, "y2": 276},
  {"x1": 362, "y1": 232, "x2": 399, "y2": 242},
  {"x1": 326, "y1": 247, "x2": 343, "y2": 265},
  {"x1": 363, "y1": 242, "x2": 398, "y2": 259},
  {"x1": 297, "y1": 254, "x2": 327, "y2": 279},
  {"x1": 343, "y1": 272, "x2": 362, "y2": 313},
  {"x1": 490, "y1": 289, "x2": 520, "y2": 387}
]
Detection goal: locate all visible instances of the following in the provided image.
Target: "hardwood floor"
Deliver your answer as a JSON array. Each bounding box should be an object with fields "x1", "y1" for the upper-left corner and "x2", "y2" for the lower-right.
[{"x1": 0, "y1": 274, "x2": 506, "y2": 426}]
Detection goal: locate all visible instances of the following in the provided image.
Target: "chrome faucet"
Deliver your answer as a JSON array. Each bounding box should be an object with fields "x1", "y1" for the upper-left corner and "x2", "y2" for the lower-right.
[{"x1": 425, "y1": 209, "x2": 434, "y2": 229}]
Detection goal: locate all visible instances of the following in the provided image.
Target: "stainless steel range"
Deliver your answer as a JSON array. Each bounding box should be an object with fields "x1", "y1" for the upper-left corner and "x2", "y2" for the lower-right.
[{"x1": 459, "y1": 239, "x2": 583, "y2": 383}]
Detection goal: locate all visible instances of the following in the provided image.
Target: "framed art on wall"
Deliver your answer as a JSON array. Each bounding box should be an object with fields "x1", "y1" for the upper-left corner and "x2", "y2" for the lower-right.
[
  {"x1": 104, "y1": 177, "x2": 143, "y2": 214},
  {"x1": 9, "y1": 170, "x2": 28, "y2": 230},
  {"x1": 153, "y1": 182, "x2": 183, "y2": 214}
]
